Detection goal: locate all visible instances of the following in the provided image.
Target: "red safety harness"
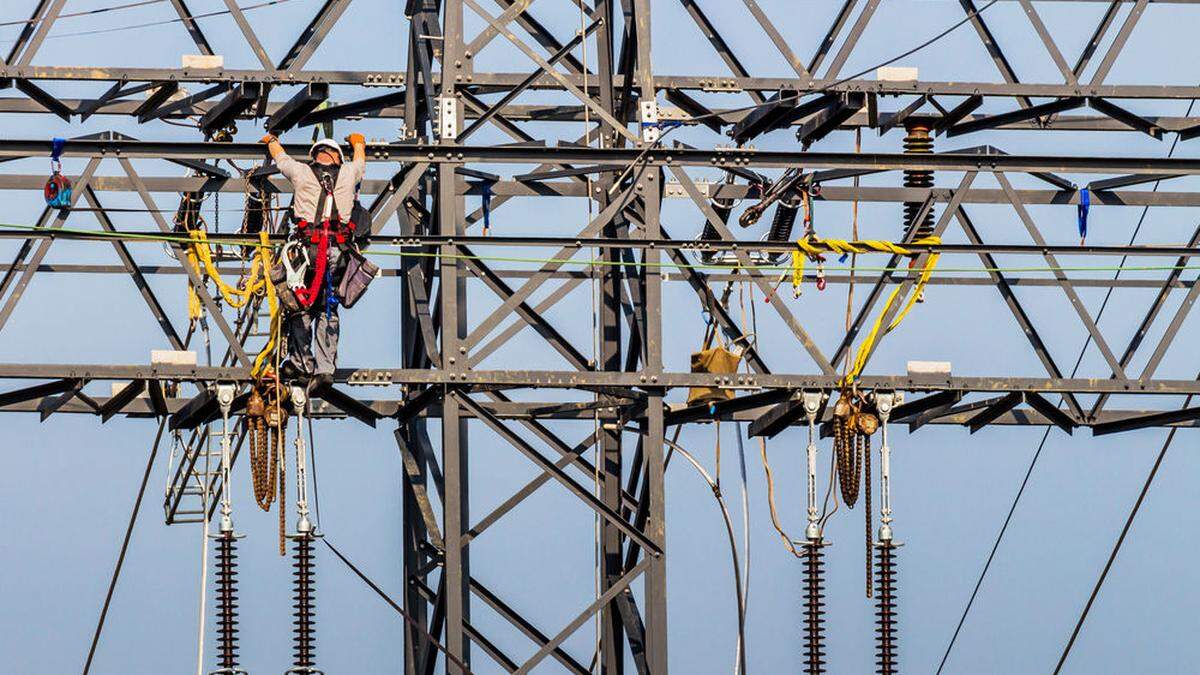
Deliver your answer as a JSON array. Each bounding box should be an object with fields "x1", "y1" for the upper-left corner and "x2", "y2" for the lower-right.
[
  {"x1": 292, "y1": 218, "x2": 357, "y2": 308},
  {"x1": 290, "y1": 164, "x2": 358, "y2": 309}
]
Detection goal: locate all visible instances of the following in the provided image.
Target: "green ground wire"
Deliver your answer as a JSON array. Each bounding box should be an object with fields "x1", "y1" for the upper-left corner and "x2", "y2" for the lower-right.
[{"x1": 0, "y1": 221, "x2": 1197, "y2": 276}]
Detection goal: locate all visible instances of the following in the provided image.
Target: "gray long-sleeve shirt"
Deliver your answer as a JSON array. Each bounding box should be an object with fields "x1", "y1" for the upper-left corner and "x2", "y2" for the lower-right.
[{"x1": 275, "y1": 151, "x2": 365, "y2": 223}]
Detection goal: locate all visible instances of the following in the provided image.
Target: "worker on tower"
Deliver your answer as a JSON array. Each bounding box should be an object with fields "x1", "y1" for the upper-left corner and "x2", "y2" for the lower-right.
[{"x1": 260, "y1": 131, "x2": 369, "y2": 389}]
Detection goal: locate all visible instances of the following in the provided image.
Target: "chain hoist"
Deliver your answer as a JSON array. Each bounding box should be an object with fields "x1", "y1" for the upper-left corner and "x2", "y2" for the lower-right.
[
  {"x1": 211, "y1": 384, "x2": 246, "y2": 675},
  {"x1": 831, "y1": 388, "x2": 878, "y2": 508},
  {"x1": 246, "y1": 376, "x2": 290, "y2": 554},
  {"x1": 801, "y1": 390, "x2": 828, "y2": 675}
]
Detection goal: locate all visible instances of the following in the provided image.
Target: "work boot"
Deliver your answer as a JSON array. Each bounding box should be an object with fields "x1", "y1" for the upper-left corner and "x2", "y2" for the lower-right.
[
  {"x1": 280, "y1": 359, "x2": 308, "y2": 385},
  {"x1": 308, "y1": 372, "x2": 334, "y2": 394}
]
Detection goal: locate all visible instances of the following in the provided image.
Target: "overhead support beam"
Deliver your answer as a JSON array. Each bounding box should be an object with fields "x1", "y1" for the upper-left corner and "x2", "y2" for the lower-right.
[
  {"x1": 934, "y1": 95, "x2": 983, "y2": 134},
  {"x1": 1088, "y1": 97, "x2": 1162, "y2": 139},
  {"x1": 948, "y1": 97, "x2": 1085, "y2": 137},
  {"x1": 199, "y1": 83, "x2": 263, "y2": 134},
  {"x1": 1092, "y1": 406, "x2": 1200, "y2": 436},
  {"x1": 316, "y1": 385, "x2": 381, "y2": 427},
  {"x1": 666, "y1": 388, "x2": 794, "y2": 426},
  {"x1": 890, "y1": 390, "x2": 963, "y2": 422},
  {"x1": 731, "y1": 93, "x2": 839, "y2": 145},
  {"x1": 300, "y1": 90, "x2": 407, "y2": 128},
  {"x1": 38, "y1": 378, "x2": 90, "y2": 421},
  {"x1": 0, "y1": 378, "x2": 82, "y2": 408},
  {"x1": 131, "y1": 83, "x2": 180, "y2": 121},
  {"x1": 168, "y1": 389, "x2": 217, "y2": 430},
  {"x1": 266, "y1": 83, "x2": 330, "y2": 133},
  {"x1": 746, "y1": 393, "x2": 806, "y2": 438},
  {"x1": 1024, "y1": 391, "x2": 1077, "y2": 434},
  {"x1": 139, "y1": 83, "x2": 232, "y2": 123},
  {"x1": 798, "y1": 92, "x2": 866, "y2": 147},
  {"x1": 14, "y1": 79, "x2": 72, "y2": 121},
  {"x1": 966, "y1": 393, "x2": 1023, "y2": 433},
  {"x1": 99, "y1": 380, "x2": 147, "y2": 423},
  {"x1": 879, "y1": 95, "x2": 929, "y2": 135},
  {"x1": 1088, "y1": 172, "x2": 1181, "y2": 191}
]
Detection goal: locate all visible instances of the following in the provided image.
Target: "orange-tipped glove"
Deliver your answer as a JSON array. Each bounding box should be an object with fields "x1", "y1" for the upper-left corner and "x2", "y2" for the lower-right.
[
  {"x1": 345, "y1": 132, "x2": 366, "y2": 146},
  {"x1": 260, "y1": 133, "x2": 277, "y2": 144}
]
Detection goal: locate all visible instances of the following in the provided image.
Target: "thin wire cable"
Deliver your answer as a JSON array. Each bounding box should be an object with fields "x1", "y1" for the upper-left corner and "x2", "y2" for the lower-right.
[
  {"x1": 688, "y1": 0, "x2": 1001, "y2": 126},
  {"x1": 82, "y1": 420, "x2": 166, "y2": 675},
  {"x1": 602, "y1": 0, "x2": 1000, "y2": 199},
  {"x1": 308, "y1": 413, "x2": 321, "y2": 528},
  {"x1": 0, "y1": 0, "x2": 301, "y2": 43},
  {"x1": 321, "y1": 538, "x2": 474, "y2": 674},
  {"x1": 196, "y1": 436, "x2": 211, "y2": 675},
  {"x1": 935, "y1": 96, "x2": 1200, "y2": 675},
  {"x1": 733, "y1": 279, "x2": 752, "y2": 675},
  {"x1": 1053, "y1": 416, "x2": 1183, "y2": 673},
  {"x1": 577, "y1": 4, "x2": 604, "y2": 668},
  {"x1": 661, "y1": 435, "x2": 746, "y2": 675},
  {"x1": 0, "y1": 0, "x2": 166, "y2": 28},
  {"x1": 1, "y1": 221, "x2": 1198, "y2": 276}
]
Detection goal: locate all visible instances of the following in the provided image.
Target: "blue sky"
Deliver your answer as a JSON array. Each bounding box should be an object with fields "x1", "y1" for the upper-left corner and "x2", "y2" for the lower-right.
[{"x1": 1, "y1": 1, "x2": 1198, "y2": 673}]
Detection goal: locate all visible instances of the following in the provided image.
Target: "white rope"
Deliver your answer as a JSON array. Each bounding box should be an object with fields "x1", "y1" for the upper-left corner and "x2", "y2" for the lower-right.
[
  {"x1": 195, "y1": 427, "x2": 211, "y2": 675},
  {"x1": 577, "y1": 2, "x2": 605, "y2": 669}
]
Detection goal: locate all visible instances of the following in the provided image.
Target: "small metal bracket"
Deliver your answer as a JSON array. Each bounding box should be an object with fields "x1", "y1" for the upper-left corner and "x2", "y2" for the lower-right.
[
  {"x1": 700, "y1": 78, "x2": 742, "y2": 93},
  {"x1": 663, "y1": 179, "x2": 711, "y2": 199},
  {"x1": 216, "y1": 383, "x2": 236, "y2": 416},
  {"x1": 802, "y1": 390, "x2": 825, "y2": 416},
  {"x1": 436, "y1": 96, "x2": 459, "y2": 140},
  {"x1": 874, "y1": 391, "x2": 902, "y2": 417},
  {"x1": 640, "y1": 99, "x2": 660, "y2": 144}
]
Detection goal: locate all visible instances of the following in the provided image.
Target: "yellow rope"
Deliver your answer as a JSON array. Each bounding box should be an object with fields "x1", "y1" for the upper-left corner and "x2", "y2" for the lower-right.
[
  {"x1": 842, "y1": 236, "x2": 942, "y2": 385},
  {"x1": 794, "y1": 238, "x2": 917, "y2": 258},
  {"x1": 187, "y1": 229, "x2": 268, "y2": 309},
  {"x1": 184, "y1": 227, "x2": 281, "y2": 377}
]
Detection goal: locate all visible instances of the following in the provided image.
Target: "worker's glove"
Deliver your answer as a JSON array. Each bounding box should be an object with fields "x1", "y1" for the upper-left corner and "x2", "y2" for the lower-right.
[
  {"x1": 345, "y1": 133, "x2": 366, "y2": 146},
  {"x1": 260, "y1": 133, "x2": 278, "y2": 144}
]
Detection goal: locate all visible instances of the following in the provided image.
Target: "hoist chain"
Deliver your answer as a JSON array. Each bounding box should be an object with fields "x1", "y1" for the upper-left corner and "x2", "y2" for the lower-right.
[
  {"x1": 245, "y1": 377, "x2": 290, "y2": 554},
  {"x1": 864, "y1": 431, "x2": 872, "y2": 599}
]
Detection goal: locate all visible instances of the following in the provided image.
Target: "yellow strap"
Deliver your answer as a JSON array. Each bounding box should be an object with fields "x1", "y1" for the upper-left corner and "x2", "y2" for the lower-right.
[
  {"x1": 790, "y1": 249, "x2": 804, "y2": 296},
  {"x1": 251, "y1": 228, "x2": 280, "y2": 378},
  {"x1": 185, "y1": 247, "x2": 204, "y2": 321},
  {"x1": 842, "y1": 236, "x2": 941, "y2": 385}
]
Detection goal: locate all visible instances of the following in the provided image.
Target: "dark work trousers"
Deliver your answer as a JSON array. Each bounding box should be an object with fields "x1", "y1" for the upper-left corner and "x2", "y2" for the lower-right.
[{"x1": 285, "y1": 245, "x2": 343, "y2": 376}]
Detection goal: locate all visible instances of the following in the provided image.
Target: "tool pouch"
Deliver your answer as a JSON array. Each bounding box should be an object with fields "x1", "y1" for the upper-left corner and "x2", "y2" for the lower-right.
[
  {"x1": 335, "y1": 247, "x2": 380, "y2": 309},
  {"x1": 269, "y1": 262, "x2": 302, "y2": 314},
  {"x1": 686, "y1": 326, "x2": 748, "y2": 407}
]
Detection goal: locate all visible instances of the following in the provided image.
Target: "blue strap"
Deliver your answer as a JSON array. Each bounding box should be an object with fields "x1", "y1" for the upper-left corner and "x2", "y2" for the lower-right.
[
  {"x1": 50, "y1": 138, "x2": 66, "y2": 163},
  {"x1": 325, "y1": 262, "x2": 338, "y2": 319},
  {"x1": 481, "y1": 182, "x2": 493, "y2": 234},
  {"x1": 1077, "y1": 188, "x2": 1090, "y2": 242},
  {"x1": 640, "y1": 121, "x2": 684, "y2": 132}
]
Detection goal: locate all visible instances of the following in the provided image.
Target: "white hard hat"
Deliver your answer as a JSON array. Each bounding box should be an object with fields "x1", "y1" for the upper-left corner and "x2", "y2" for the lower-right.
[{"x1": 309, "y1": 138, "x2": 344, "y2": 161}]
